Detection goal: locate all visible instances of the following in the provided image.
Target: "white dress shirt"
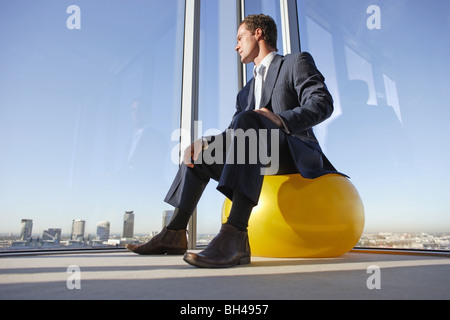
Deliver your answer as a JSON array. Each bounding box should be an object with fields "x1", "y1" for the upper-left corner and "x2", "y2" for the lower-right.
[{"x1": 253, "y1": 52, "x2": 276, "y2": 109}]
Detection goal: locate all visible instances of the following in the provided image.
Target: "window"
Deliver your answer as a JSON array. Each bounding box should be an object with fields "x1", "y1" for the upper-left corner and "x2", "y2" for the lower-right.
[
  {"x1": 245, "y1": 0, "x2": 285, "y2": 78},
  {"x1": 2, "y1": 0, "x2": 448, "y2": 252},
  {"x1": 195, "y1": 0, "x2": 285, "y2": 238},
  {"x1": 0, "y1": 0, "x2": 185, "y2": 248},
  {"x1": 298, "y1": 0, "x2": 450, "y2": 249},
  {"x1": 195, "y1": 0, "x2": 239, "y2": 237}
]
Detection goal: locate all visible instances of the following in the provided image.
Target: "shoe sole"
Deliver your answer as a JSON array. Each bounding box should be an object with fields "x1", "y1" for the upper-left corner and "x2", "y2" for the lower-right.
[
  {"x1": 127, "y1": 247, "x2": 186, "y2": 255},
  {"x1": 183, "y1": 253, "x2": 251, "y2": 268}
]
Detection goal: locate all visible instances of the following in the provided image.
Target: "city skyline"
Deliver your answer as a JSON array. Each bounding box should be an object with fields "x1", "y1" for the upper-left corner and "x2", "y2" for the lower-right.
[
  {"x1": 4, "y1": 213, "x2": 450, "y2": 240},
  {"x1": 8, "y1": 211, "x2": 141, "y2": 239},
  {"x1": 2, "y1": 220, "x2": 449, "y2": 252}
]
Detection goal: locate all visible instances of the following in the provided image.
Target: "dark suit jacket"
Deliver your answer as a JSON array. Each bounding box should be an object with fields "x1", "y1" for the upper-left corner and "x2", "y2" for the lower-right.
[{"x1": 227, "y1": 51, "x2": 341, "y2": 178}]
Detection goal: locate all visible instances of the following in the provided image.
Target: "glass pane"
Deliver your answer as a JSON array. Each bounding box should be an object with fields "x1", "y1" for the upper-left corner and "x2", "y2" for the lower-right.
[
  {"x1": 244, "y1": 0, "x2": 284, "y2": 79},
  {"x1": 195, "y1": 0, "x2": 283, "y2": 239},
  {"x1": 0, "y1": 0, "x2": 185, "y2": 249},
  {"x1": 196, "y1": 0, "x2": 239, "y2": 238},
  {"x1": 297, "y1": 0, "x2": 450, "y2": 249}
]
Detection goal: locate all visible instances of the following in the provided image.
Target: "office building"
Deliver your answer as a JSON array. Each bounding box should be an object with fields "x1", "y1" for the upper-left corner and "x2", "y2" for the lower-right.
[
  {"x1": 71, "y1": 219, "x2": 85, "y2": 240},
  {"x1": 20, "y1": 219, "x2": 33, "y2": 241},
  {"x1": 96, "y1": 221, "x2": 110, "y2": 241},
  {"x1": 122, "y1": 211, "x2": 134, "y2": 239}
]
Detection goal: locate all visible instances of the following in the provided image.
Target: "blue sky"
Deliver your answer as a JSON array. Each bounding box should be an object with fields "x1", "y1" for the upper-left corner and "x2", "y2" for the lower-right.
[{"x1": 0, "y1": 0, "x2": 449, "y2": 236}]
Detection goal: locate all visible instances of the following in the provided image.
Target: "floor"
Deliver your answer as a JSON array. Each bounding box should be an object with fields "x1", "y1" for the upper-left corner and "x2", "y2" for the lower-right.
[{"x1": 1, "y1": 249, "x2": 449, "y2": 300}]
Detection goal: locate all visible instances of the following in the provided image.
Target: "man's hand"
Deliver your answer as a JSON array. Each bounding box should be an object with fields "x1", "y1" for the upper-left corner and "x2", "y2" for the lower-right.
[
  {"x1": 183, "y1": 139, "x2": 203, "y2": 168},
  {"x1": 254, "y1": 107, "x2": 283, "y2": 128}
]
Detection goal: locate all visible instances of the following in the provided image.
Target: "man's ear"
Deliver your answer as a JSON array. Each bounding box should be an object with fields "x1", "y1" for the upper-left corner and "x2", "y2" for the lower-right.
[{"x1": 254, "y1": 28, "x2": 264, "y2": 41}]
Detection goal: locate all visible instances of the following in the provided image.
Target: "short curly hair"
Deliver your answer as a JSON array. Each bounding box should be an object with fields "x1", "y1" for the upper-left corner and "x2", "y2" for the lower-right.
[{"x1": 241, "y1": 14, "x2": 278, "y2": 52}]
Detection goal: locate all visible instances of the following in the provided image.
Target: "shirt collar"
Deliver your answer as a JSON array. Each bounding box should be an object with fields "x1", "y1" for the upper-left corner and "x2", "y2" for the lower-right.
[
  {"x1": 255, "y1": 51, "x2": 276, "y2": 80},
  {"x1": 259, "y1": 52, "x2": 276, "y2": 70}
]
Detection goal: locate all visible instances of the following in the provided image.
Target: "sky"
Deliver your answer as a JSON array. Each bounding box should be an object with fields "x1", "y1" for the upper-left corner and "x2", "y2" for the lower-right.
[{"x1": 0, "y1": 0, "x2": 449, "y2": 236}]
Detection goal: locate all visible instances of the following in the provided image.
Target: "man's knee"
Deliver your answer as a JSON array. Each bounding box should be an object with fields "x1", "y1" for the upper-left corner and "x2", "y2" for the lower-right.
[{"x1": 233, "y1": 110, "x2": 262, "y2": 130}]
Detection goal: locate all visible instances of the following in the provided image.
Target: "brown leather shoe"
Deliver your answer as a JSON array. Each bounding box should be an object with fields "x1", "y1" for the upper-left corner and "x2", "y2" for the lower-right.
[
  {"x1": 126, "y1": 227, "x2": 187, "y2": 255},
  {"x1": 183, "y1": 224, "x2": 250, "y2": 268}
]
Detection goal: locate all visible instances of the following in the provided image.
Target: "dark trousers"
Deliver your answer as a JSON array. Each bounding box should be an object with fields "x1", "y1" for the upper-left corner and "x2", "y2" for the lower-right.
[{"x1": 164, "y1": 110, "x2": 298, "y2": 213}]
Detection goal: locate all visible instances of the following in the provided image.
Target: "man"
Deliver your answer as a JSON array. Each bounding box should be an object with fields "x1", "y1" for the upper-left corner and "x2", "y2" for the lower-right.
[{"x1": 127, "y1": 14, "x2": 342, "y2": 268}]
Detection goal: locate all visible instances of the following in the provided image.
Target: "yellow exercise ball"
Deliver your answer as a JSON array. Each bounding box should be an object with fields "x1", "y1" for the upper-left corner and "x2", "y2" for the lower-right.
[{"x1": 222, "y1": 174, "x2": 365, "y2": 258}]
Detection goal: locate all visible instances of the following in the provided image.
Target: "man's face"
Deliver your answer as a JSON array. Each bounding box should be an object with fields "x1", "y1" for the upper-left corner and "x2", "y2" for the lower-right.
[{"x1": 235, "y1": 23, "x2": 259, "y2": 64}]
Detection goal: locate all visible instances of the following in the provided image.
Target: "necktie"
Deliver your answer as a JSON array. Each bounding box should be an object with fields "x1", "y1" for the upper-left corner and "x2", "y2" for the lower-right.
[{"x1": 253, "y1": 64, "x2": 266, "y2": 109}]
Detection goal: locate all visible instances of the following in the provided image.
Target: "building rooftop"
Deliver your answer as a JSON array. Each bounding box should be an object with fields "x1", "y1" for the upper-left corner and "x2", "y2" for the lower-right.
[{"x1": 0, "y1": 249, "x2": 449, "y2": 300}]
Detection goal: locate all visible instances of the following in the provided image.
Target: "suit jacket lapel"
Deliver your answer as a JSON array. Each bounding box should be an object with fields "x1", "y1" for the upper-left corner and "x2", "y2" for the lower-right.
[{"x1": 259, "y1": 54, "x2": 283, "y2": 111}]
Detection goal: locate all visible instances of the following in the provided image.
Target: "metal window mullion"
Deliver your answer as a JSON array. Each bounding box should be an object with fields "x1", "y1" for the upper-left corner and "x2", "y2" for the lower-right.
[
  {"x1": 181, "y1": 0, "x2": 200, "y2": 250},
  {"x1": 280, "y1": 0, "x2": 301, "y2": 54},
  {"x1": 237, "y1": 0, "x2": 246, "y2": 90}
]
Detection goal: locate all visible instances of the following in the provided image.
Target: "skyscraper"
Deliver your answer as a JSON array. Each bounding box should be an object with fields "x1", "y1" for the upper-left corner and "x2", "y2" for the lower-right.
[
  {"x1": 96, "y1": 221, "x2": 110, "y2": 241},
  {"x1": 71, "y1": 219, "x2": 85, "y2": 240},
  {"x1": 122, "y1": 211, "x2": 134, "y2": 238},
  {"x1": 20, "y1": 219, "x2": 33, "y2": 241}
]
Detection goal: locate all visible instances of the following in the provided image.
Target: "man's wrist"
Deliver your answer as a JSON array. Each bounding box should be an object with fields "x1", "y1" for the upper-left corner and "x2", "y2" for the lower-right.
[{"x1": 201, "y1": 137, "x2": 209, "y2": 150}]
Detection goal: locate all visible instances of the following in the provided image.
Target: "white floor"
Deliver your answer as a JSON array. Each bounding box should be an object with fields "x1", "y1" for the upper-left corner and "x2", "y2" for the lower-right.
[{"x1": 1, "y1": 250, "x2": 449, "y2": 300}]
